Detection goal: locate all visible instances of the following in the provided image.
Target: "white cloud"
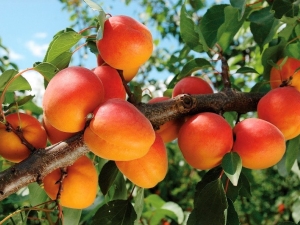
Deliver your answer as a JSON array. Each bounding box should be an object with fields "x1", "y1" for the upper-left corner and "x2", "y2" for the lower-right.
[
  {"x1": 26, "y1": 40, "x2": 48, "y2": 57},
  {"x1": 22, "y1": 70, "x2": 45, "y2": 106},
  {"x1": 8, "y1": 49, "x2": 24, "y2": 60},
  {"x1": 34, "y1": 32, "x2": 47, "y2": 39}
]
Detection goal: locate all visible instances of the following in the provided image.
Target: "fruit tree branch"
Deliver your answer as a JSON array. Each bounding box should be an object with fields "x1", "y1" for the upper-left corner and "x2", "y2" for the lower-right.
[{"x1": 0, "y1": 90, "x2": 265, "y2": 201}]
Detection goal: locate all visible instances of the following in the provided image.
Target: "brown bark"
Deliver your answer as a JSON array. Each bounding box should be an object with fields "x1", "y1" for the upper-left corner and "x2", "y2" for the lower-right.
[{"x1": 0, "y1": 90, "x2": 265, "y2": 201}]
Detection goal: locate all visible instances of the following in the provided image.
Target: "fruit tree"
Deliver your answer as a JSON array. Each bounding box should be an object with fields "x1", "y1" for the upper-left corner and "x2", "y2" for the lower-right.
[{"x1": 1, "y1": 0, "x2": 300, "y2": 224}]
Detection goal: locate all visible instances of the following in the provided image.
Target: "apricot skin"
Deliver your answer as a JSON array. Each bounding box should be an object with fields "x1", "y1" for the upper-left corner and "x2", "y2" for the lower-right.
[
  {"x1": 43, "y1": 156, "x2": 98, "y2": 209},
  {"x1": 0, "y1": 113, "x2": 47, "y2": 163},
  {"x1": 43, "y1": 66, "x2": 104, "y2": 133},
  {"x1": 97, "y1": 15, "x2": 153, "y2": 70},
  {"x1": 178, "y1": 112, "x2": 233, "y2": 170},
  {"x1": 84, "y1": 98, "x2": 155, "y2": 161},
  {"x1": 257, "y1": 86, "x2": 300, "y2": 140},
  {"x1": 232, "y1": 118, "x2": 286, "y2": 169},
  {"x1": 116, "y1": 133, "x2": 168, "y2": 188}
]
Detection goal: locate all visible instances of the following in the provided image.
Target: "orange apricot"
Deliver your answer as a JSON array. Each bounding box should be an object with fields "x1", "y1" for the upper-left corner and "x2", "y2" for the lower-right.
[
  {"x1": 270, "y1": 57, "x2": 300, "y2": 90},
  {"x1": 257, "y1": 86, "x2": 300, "y2": 140},
  {"x1": 116, "y1": 133, "x2": 168, "y2": 188},
  {"x1": 172, "y1": 76, "x2": 214, "y2": 97},
  {"x1": 122, "y1": 67, "x2": 139, "y2": 82},
  {"x1": 84, "y1": 98, "x2": 155, "y2": 161},
  {"x1": 43, "y1": 155, "x2": 98, "y2": 209},
  {"x1": 92, "y1": 66, "x2": 126, "y2": 101},
  {"x1": 232, "y1": 118, "x2": 286, "y2": 169},
  {"x1": 178, "y1": 112, "x2": 233, "y2": 170},
  {"x1": 43, "y1": 66, "x2": 104, "y2": 133},
  {"x1": 0, "y1": 113, "x2": 47, "y2": 163},
  {"x1": 96, "y1": 15, "x2": 153, "y2": 70}
]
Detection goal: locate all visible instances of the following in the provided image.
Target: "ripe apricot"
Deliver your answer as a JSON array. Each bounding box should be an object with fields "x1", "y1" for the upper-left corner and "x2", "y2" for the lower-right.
[
  {"x1": 97, "y1": 15, "x2": 153, "y2": 70},
  {"x1": 84, "y1": 98, "x2": 155, "y2": 161},
  {"x1": 43, "y1": 155, "x2": 98, "y2": 209},
  {"x1": 270, "y1": 57, "x2": 300, "y2": 90},
  {"x1": 43, "y1": 66, "x2": 104, "y2": 133},
  {"x1": 172, "y1": 76, "x2": 214, "y2": 97},
  {"x1": 122, "y1": 67, "x2": 139, "y2": 82},
  {"x1": 0, "y1": 113, "x2": 47, "y2": 163},
  {"x1": 116, "y1": 133, "x2": 168, "y2": 188},
  {"x1": 92, "y1": 66, "x2": 126, "y2": 101},
  {"x1": 148, "y1": 96, "x2": 183, "y2": 143},
  {"x1": 232, "y1": 118, "x2": 286, "y2": 169},
  {"x1": 178, "y1": 112, "x2": 233, "y2": 170},
  {"x1": 257, "y1": 86, "x2": 300, "y2": 140}
]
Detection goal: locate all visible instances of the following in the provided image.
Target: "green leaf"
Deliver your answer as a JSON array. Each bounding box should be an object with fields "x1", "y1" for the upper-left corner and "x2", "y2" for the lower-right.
[
  {"x1": 188, "y1": 179, "x2": 228, "y2": 225},
  {"x1": 230, "y1": 0, "x2": 247, "y2": 19},
  {"x1": 83, "y1": 0, "x2": 104, "y2": 12},
  {"x1": 277, "y1": 222, "x2": 297, "y2": 225},
  {"x1": 271, "y1": 0, "x2": 300, "y2": 19},
  {"x1": 91, "y1": 199, "x2": 137, "y2": 225},
  {"x1": 168, "y1": 58, "x2": 212, "y2": 88},
  {"x1": 226, "y1": 198, "x2": 241, "y2": 225},
  {"x1": 180, "y1": 4, "x2": 204, "y2": 53},
  {"x1": 108, "y1": 172, "x2": 127, "y2": 201},
  {"x1": 162, "y1": 202, "x2": 184, "y2": 224},
  {"x1": 134, "y1": 187, "x2": 144, "y2": 225},
  {"x1": 4, "y1": 95, "x2": 35, "y2": 111},
  {"x1": 22, "y1": 100, "x2": 43, "y2": 115},
  {"x1": 48, "y1": 52, "x2": 72, "y2": 70},
  {"x1": 217, "y1": 6, "x2": 248, "y2": 51},
  {"x1": 238, "y1": 172, "x2": 251, "y2": 198},
  {"x1": 199, "y1": 4, "x2": 228, "y2": 48},
  {"x1": 143, "y1": 208, "x2": 177, "y2": 224},
  {"x1": 62, "y1": 207, "x2": 82, "y2": 225},
  {"x1": 249, "y1": 7, "x2": 280, "y2": 52},
  {"x1": 236, "y1": 67, "x2": 259, "y2": 74},
  {"x1": 34, "y1": 62, "x2": 59, "y2": 83},
  {"x1": 28, "y1": 183, "x2": 48, "y2": 206},
  {"x1": 222, "y1": 152, "x2": 242, "y2": 186},
  {"x1": 144, "y1": 194, "x2": 165, "y2": 209},
  {"x1": 99, "y1": 160, "x2": 120, "y2": 196},
  {"x1": 286, "y1": 42, "x2": 300, "y2": 59},
  {"x1": 43, "y1": 29, "x2": 81, "y2": 63},
  {"x1": 0, "y1": 69, "x2": 31, "y2": 92},
  {"x1": 285, "y1": 135, "x2": 300, "y2": 173}
]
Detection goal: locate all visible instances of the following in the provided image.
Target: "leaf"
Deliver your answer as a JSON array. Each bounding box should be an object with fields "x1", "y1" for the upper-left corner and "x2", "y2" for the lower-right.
[
  {"x1": 83, "y1": 0, "x2": 104, "y2": 12},
  {"x1": 168, "y1": 58, "x2": 212, "y2": 88},
  {"x1": 285, "y1": 135, "x2": 300, "y2": 173},
  {"x1": 91, "y1": 199, "x2": 137, "y2": 225},
  {"x1": 134, "y1": 187, "x2": 144, "y2": 225},
  {"x1": 277, "y1": 222, "x2": 297, "y2": 225},
  {"x1": 99, "y1": 161, "x2": 120, "y2": 196},
  {"x1": 222, "y1": 152, "x2": 242, "y2": 186},
  {"x1": 33, "y1": 62, "x2": 59, "y2": 83},
  {"x1": 0, "y1": 69, "x2": 31, "y2": 92},
  {"x1": 235, "y1": 67, "x2": 259, "y2": 74},
  {"x1": 48, "y1": 52, "x2": 72, "y2": 70},
  {"x1": 230, "y1": 0, "x2": 247, "y2": 19},
  {"x1": 143, "y1": 209, "x2": 177, "y2": 224},
  {"x1": 271, "y1": 0, "x2": 300, "y2": 19},
  {"x1": 162, "y1": 202, "x2": 184, "y2": 224},
  {"x1": 287, "y1": 42, "x2": 300, "y2": 59},
  {"x1": 43, "y1": 29, "x2": 81, "y2": 63},
  {"x1": 199, "y1": 4, "x2": 228, "y2": 48},
  {"x1": 217, "y1": 6, "x2": 248, "y2": 51},
  {"x1": 4, "y1": 95, "x2": 35, "y2": 111},
  {"x1": 28, "y1": 183, "x2": 48, "y2": 206},
  {"x1": 180, "y1": 4, "x2": 204, "y2": 53},
  {"x1": 249, "y1": 7, "x2": 280, "y2": 52},
  {"x1": 109, "y1": 172, "x2": 127, "y2": 200},
  {"x1": 144, "y1": 194, "x2": 165, "y2": 209},
  {"x1": 226, "y1": 198, "x2": 241, "y2": 225},
  {"x1": 188, "y1": 179, "x2": 228, "y2": 225},
  {"x1": 62, "y1": 207, "x2": 82, "y2": 225},
  {"x1": 238, "y1": 172, "x2": 251, "y2": 198}
]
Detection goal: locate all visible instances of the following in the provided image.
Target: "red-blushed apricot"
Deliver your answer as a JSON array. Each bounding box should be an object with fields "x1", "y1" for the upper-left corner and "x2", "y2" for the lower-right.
[
  {"x1": 172, "y1": 76, "x2": 214, "y2": 97},
  {"x1": 97, "y1": 15, "x2": 153, "y2": 70},
  {"x1": 84, "y1": 98, "x2": 155, "y2": 161},
  {"x1": 0, "y1": 113, "x2": 47, "y2": 163},
  {"x1": 43, "y1": 66, "x2": 104, "y2": 133},
  {"x1": 148, "y1": 96, "x2": 183, "y2": 143},
  {"x1": 232, "y1": 118, "x2": 286, "y2": 169},
  {"x1": 92, "y1": 66, "x2": 126, "y2": 101},
  {"x1": 43, "y1": 155, "x2": 98, "y2": 209},
  {"x1": 122, "y1": 67, "x2": 139, "y2": 82},
  {"x1": 42, "y1": 115, "x2": 75, "y2": 144},
  {"x1": 270, "y1": 57, "x2": 300, "y2": 90},
  {"x1": 97, "y1": 54, "x2": 106, "y2": 66},
  {"x1": 257, "y1": 86, "x2": 300, "y2": 140},
  {"x1": 178, "y1": 112, "x2": 233, "y2": 170},
  {"x1": 115, "y1": 133, "x2": 168, "y2": 188}
]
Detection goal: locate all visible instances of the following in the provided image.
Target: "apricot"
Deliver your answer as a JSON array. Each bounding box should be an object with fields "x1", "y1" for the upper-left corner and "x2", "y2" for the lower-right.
[
  {"x1": 43, "y1": 66, "x2": 105, "y2": 133},
  {"x1": 122, "y1": 67, "x2": 140, "y2": 82},
  {"x1": 42, "y1": 115, "x2": 74, "y2": 144},
  {"x1": 97, "y1": 54, "x2": 106, "y2": 66},
  {"x1": 232, "y1": 118, "x2": 286, "y2": 169},
  {"x1": 172, "y1": 76, "x2": 214, "y2": 97},
  {"x1": 96, "y1": 15, "x2": 153, "y2": 70},
  {"x1": 92, "y1": 66, "x2": 126, "y2": 101},
  {"x1": 270, "y1": 57, "x2": 300, "y2": 90},
  {"x1": 116, "y1": 133, "x2": 168, "y2": 188},
  {"x1": 84, "y1": 98, "x2": 155, "y2": 161},
  {"x1": 43, "y1": 155, "x2": 98, "y2": 209},
  {"x1": 148, "y1": 96, "x2": 183, "y2": 143},
  {"x1": 0, "y1": 113, "x2": 47, "y2": 163},
  {"x1": 257, "y1": 86, "x2": 300, "y2": 140},
  {"x1": 178, "y1": 112, "x2": 233, "y2": 170}
]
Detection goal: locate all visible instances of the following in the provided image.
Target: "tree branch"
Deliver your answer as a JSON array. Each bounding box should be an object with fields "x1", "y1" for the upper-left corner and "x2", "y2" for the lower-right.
[{"x1": 0, "y1": 90, "x2": 265, "y2": 201}]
